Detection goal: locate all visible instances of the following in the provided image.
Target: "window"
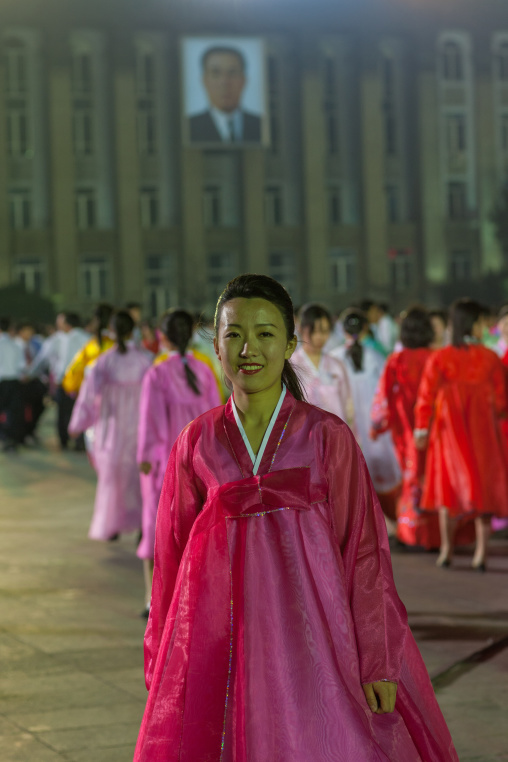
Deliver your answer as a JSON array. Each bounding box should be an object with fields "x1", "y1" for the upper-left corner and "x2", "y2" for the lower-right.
[
  {"x1": 5, "y1": 39, "x2": 28, "y2": 94},
  {"x1": 137, "y1": 50, "x2": 156, "y2": 95},
  {"x1": 267, "y1": 55, "x2": 280, "y2": 154},
  {"x1": 265, "y1": 186, "x2": 284, "y2": 226},
  {"x1": 207, "y1": 252, "x2": 235, "y2": 303},
  {"x1": 80, "y1": 258, "x2": 109, "y2": 300},
  {"x1": 442, "y1": 41, "x2": 463, "y2": 81},
  {"x1": 269, "y1": 251, "x2": 298, "y2": 299},
  {"x1": 145, "y1": 254, "x2": 177, "y2": 318},
  {"x1": 329, "y1": 248, "x2": 356, "y2": 294},
  {"x1": 447, "y1": 182, "x2": 467, "y2": 220},
  {"x1": 386, "y1": 184, "x2": 399, "y2": 223},
  {"x1": 73, "y1": 103, "x2": 94, "y2": 156},
  {"x1": 137, "y1": 101, "x2": 157, "y2": 155},
  {"x1": 72, "y1": 52, "x2": 93, "y2": 94},
  {"x1": 446, "y1": 114, "x2": 466, "y2": 155},
  {"x1": 15, "y1": 260, "x2": 44, "y2": 293},
  {"x1": 9, "y1": 189, "x2": 31, "y2": 230},
  {"x1": 450, "y1": 250, "x2": 472, "y2": 280},
  {"x1": 329, "y1": 185, "x2": 342, "y2": 225},
  {"x1": 140, "y1": 187, "x2": 160, "y2": 229},
  {"x1": 203, "y1": 185, "x2": 222, "y2": 228},
  {"x1": 6, "y1": 103, "x2": 29, "y2": 157},
  {"x1": 497, "y1": 42, "x2": 508, "y2": 81},
  {"x1": 501, "y1": 115, "x2": 508, "y2": 151},
  {"x1": 389, "y1": 249, "x2": 412, "y2": 292},
  {"x1": 76, "y1": 189, "x2": 97, "y2": 230}
]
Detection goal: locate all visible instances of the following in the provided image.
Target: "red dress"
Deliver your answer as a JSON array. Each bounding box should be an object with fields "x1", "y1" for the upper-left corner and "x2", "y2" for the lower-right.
[
  {"x1": 371, "y1": 349, "x2": 441, "y2": 548},
  {"x1": 134, "y1": 392, "x2": 458, "y2": 761},
  {"x1": 415, "y1": 344, "x2": 508, "y2": 517}
]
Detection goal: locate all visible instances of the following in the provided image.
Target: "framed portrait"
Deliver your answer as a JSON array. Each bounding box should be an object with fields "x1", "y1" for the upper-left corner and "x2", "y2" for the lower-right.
[{"x1": 181, "y1": 36, "x2": 269, "y2": 147}]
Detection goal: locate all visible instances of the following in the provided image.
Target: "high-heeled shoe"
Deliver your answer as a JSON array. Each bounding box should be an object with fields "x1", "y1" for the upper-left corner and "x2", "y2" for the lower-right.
[
  {"x1": 471, "y1": 561, "x2": 486, "y2": 572},
  {"x1": 436, "y1": 556, "x2": 451, "y2": 568},
  {"x1": 140, "y1": 604, "x2": 150, "y2": 619}
]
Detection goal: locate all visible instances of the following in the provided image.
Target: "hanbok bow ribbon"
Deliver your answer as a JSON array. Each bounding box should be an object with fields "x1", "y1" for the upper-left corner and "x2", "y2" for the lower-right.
[{"x1": 218, "y1": 466, "x2": 321, "y2": 517}]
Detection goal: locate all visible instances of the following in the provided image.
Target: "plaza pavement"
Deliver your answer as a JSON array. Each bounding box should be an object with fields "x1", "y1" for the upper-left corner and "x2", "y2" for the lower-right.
[{"x1": 0, "y1": 408, "x2": 507, "y2": 761}]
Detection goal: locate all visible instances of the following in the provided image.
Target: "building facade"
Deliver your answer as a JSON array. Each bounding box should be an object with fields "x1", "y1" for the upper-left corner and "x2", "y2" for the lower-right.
[{"x1": 1, "y1": 0, "x2": 508, "y2": 317}]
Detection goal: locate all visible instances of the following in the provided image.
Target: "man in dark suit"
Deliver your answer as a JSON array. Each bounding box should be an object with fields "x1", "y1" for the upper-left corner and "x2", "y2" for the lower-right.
[{"x1": 189, "y1": 46, "x2": 262, "y2": 144}]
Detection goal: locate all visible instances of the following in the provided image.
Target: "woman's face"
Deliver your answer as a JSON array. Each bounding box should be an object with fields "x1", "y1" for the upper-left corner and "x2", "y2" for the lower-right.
[
  {"x1": 430, "y1": 315, "x2": 447, "y2": 344},
  {"x1": 301, "y1": 317, "x2": 331, "y2": 352},
  {"x1": 214, "y1": 298, "x2": 297, "y2": 396}
]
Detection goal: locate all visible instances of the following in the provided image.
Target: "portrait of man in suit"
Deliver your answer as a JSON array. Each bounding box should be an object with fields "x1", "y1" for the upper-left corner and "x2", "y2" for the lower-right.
[{"x1": 188, "y1": 45, "x2": 263, "y2": 144}]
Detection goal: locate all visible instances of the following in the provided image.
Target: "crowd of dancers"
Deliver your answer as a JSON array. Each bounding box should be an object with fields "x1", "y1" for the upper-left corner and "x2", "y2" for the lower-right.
[{"x1": 1, "y1": 288, "x2": 508, "y2": 615}]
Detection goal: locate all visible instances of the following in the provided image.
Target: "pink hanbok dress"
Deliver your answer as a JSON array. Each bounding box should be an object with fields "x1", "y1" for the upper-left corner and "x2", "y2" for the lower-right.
[
  {"x1": 69, "y1": 345, "x2": 152, "y2": 540},
  {"x1": 136, "y1": 352, "x2": 221, "y2": 560},
  {"x1": 291, "y1": 346, "x2": 355, "y2": 427},
  {"x1": 134, "y1": 388, "x2": 458, "y2": 762}
]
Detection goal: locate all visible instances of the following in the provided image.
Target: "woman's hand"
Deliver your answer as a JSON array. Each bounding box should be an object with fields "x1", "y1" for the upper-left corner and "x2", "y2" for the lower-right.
[
  {"x1": 139, "y1": 462, "x2": 152, "y2": 475},
  {"x1": 362, "y1": 681, "x2": 397, "y2": 714}
]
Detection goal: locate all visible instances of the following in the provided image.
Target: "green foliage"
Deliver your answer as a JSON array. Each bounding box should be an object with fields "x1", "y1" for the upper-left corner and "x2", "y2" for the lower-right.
[
  {"x1": 438, "y1": 270, "x2": 508, "y2": 308},
  {"x1": 0, "y1": 284, "x2": 56, "y2": 323}
]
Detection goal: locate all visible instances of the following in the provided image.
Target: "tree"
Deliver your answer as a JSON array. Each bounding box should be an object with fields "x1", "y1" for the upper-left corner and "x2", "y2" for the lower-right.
[{"x1": 0, "y1": 284, "x2": 56, "y2": 323}]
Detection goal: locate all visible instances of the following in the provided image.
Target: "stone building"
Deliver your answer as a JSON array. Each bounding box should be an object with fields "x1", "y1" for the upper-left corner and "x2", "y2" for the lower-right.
[{"x1": 1, "y1": 0, "x2": 508, "y2": 317}]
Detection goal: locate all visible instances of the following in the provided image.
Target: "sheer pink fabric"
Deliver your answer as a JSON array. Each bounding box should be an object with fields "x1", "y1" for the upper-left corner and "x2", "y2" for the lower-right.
[
  {"x1": 136, "y1": 354, "x2": 222, "y2": 559},
  {"x1": 134, "y1": 392, "x2": 458, "y2": 762},
  {"x1": 69, "y1": 346, "x2": 152, "y2": 540}
]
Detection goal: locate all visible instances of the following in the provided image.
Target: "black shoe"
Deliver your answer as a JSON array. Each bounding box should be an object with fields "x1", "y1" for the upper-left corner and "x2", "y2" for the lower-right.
[
  {"x1": 140, "y1": 604, "x2": 150, "y2": 619},
  {"x1": 472, "y1": 562, "x2": 486, "y2": 573},
  {"x1": 107, "y1": 533, "x2": 120, "y2": 542}
]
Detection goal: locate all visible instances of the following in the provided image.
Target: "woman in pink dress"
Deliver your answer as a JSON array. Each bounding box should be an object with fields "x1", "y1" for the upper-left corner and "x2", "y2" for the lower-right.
[
  {"x1": 292, "y1": 303, "x2": 355, "y2": 429},
  {"x1": 137, "y1": 310, "x2": 221, "y2": 616},
  {"x1": 69, "y1": 311, "x2": 153, "y2": 541},
  {"x1": 134, "y1": 274, "x2": 458, "y2": 762}
]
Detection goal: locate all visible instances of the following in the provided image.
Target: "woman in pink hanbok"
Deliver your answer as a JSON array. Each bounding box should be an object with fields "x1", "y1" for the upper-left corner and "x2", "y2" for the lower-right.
[
  {"x1": 137, "y1": 310, "x2": 221, "y2": 615},
  {"x1": 134, "y1": 275, "x2": 458, "y2": 762},
  {"x1": 69, "y1": 311, "x2": 152, "y2": 541},
  {"x1": 292, "y1": 303, "x2": 355, "y2": 429}
]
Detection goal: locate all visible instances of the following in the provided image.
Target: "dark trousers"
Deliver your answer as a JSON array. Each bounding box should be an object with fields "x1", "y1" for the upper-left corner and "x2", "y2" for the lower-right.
[
  {"x1": 56, "y1": 385, "x2": 76, "y2": 448},
  {"x1": 0, "y1": 379, "x2": 25, "y2": 444},
  {"x1": 22, "y1": 378, "x2": 47, "y2": 438}
]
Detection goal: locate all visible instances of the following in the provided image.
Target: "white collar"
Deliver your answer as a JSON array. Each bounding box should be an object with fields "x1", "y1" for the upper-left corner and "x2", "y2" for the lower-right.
[{"x1": 232, "y1": 385, "x2": 286, "y2": 475}]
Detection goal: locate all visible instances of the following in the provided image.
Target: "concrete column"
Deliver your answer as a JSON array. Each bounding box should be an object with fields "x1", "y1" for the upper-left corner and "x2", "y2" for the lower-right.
[
  {"x1": 243, "y1": 149, "x2": 266, "y2": 273},
  {"x1": 476, "y1": 76, "x2": 503, "y2": 274},
  {"x1": 360, "y1": 69, "x2": 389, "y2": 291},
  {"x1": 113, "y1": 66, "x2": 142, "y2": 305},
  {"x1": 301, "y1": 46, "x2": 328, "y2": 300},
  {"x1": 48, "y1": 64, "x2": 78, "y2": 304},
  {"x1": 181, "y1": 149, "x2": 205, "y2": 308},
  {"x1": 0, "y1": 63, "x2": 10, "y2": 287},
  {"x1": 418, "y1": 70, "x2": 447, "y2": 284}
]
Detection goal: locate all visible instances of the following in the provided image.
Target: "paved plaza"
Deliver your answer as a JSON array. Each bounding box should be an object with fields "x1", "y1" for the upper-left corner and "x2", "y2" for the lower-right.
[{"x1": 1, "y1": 409, "x2": 507, "y2": 761}]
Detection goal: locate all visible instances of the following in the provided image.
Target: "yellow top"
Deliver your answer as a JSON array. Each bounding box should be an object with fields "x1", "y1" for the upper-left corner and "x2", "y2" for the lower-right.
[
  {"x1": 154, "y1": 348, "x2": 226, "y2": 403},
  {"x1": 62, "y1": 335, "x2": 115, "y2": 395}
]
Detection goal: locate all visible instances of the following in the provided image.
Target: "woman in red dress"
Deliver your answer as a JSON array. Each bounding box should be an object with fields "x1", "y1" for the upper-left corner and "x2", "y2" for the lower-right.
[
  {"x1": 371, "y1": 308, "x2": 440, "y2": 549},
  {"x1": 414, "y1": 298, "x2": 508, "y2": 569}
]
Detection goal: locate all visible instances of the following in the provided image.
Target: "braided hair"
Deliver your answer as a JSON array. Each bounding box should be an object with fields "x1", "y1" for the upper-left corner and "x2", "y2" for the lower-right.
[
  {"x1": 114, "y1": 310, "x2": 134, "y2": 355},
  {"x1": 341, "y1": 309, "x2": 368, "y2": 372},
  {"x1": 160, "y1": 310, "x2": 200, "y2": 395}
]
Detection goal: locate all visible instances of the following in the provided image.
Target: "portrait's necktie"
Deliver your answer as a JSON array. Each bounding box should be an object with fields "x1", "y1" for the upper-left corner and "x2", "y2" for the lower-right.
[{"x1": 227, "y1": 118, "x2": 236, "y2": 142}]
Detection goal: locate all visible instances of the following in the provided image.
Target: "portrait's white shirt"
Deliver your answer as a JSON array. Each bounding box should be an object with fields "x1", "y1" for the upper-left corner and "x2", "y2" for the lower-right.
[
  {"x1": 0, "y1": 334, "x2": 26, "y2": 381},
  {"x1": 210, "y1": 107, "x2": 243, "y2": 142}
]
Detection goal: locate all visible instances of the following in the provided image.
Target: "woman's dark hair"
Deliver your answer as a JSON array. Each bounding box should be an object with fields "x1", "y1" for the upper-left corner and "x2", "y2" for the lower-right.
[
  {"x1": 94, "y1": 303, "x2": 114, "y2": 349},
  {"x1": 114, "y1": 310, "x2": 134, "y2": 355},
  {"x1": 450, "y1": 298, "x2": 484, "y2": 347},
  {"x1": 160, "y1": 309, "x2": 200, "y2": 395},
  {"x1": 214, "y1": 273, "x2": 305, "y2": 401},
  {"x1": 341, "y1": 309, "x2": 368, "y2": 372},
  {"x1": 298, "y1": 303, "x2": 332, "y2": 336},
  {"x1": 400, "y1": 307, "x2": 434, "y2": 349}
]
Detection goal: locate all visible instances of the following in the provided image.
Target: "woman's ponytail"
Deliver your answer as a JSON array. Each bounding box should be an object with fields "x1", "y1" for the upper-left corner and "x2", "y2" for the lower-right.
[
  {"x1": 341, "y1": 309, "x2": 368, "y2": 373},
  {"x1": 160, "y1": 310, "x2": 201, "y2": 395},
  {"x1": 113, "y1": 310, "x2": 134, "y2": 355}
]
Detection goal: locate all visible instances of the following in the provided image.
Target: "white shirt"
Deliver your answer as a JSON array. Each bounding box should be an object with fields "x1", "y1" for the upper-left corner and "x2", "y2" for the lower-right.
[
  {"x1": 231, "y1": 386, "x2": 286, "y2": 475},
  {"x1": 59, "y1": 329, "x2": 90, "y2": 383},
  {"x1": 28, "y1": 331, "x2": 66, "y2": 381},
  {"x1": 0, "y1": 334, "x2": 26, "y2": 381},
  {"x1": 210, "y1": 107, "x2": 243, "y2": 142}
]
